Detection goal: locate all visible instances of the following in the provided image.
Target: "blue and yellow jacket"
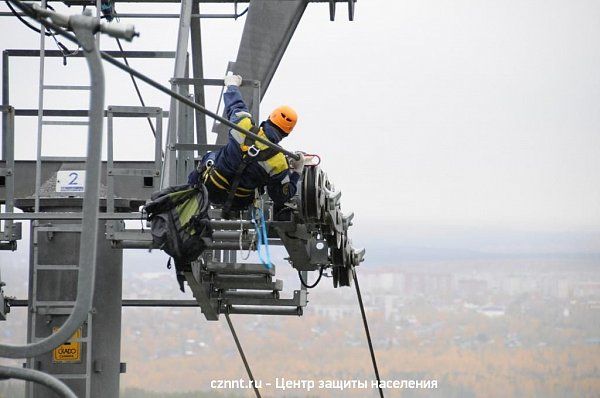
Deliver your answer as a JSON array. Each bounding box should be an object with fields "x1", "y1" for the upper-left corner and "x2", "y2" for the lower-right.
[{"x1": 201, "y1": 86, "x2": 300, "y2": 206}]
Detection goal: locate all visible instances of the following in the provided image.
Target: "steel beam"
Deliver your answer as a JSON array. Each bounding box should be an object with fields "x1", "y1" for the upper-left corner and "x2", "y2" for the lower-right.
[
  {"x1": 3, "y1": 49, "x2": 176, "y2": 58},
  {"x1": 190, "y1": 1, "x2": 207, "y2": 148},
  {"x1": 13, "y1": 109, "x2": 169, "y2": 116},
  {"x1": 185, "y1": 264, "x2": 219, "y2": 320},
  {"x1": 175, "y1": 62, "x2": 194, "y2": 183},
  {"x1": 0, "y1": 106, "x2": 16, "y2": 244},
  {"x1": 161, "y1": 0, "x2": 193, "y2": 189},
  {"x1": 215, "y1": 0, "x2": 308, "y2": 143},
  {"x1": 121, "y1": 300, "x2": 199, "y2": 306},
  {"x1": 222, "y1": 306, "x2": 302, "y2": 316},
  {"x1": 0, "y1": 12, "x2": 244, "y2": 18},
  {"x1": 44, "y1": 0, "x2": 347, "y2": 3},
  {"x1": 0, "y1": 213, "x2": 142, "y2": 220},
  {"x1": 11, "y1": 299, "x2": 199, "y2": 307},
  {"x1": 1, "y1": 51, "x2": 8, "y2": 161}
]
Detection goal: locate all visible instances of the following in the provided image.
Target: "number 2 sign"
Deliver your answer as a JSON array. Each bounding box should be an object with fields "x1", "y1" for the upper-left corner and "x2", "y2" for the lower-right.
[{"x1": 56, "y1": 170, "x2": 86, "y2": 193}]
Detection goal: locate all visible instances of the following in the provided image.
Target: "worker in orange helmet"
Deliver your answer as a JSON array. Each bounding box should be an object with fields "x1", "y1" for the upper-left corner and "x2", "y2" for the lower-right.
[{"x1": 188, "y1": 74, "x2": 305, "y2": 218}]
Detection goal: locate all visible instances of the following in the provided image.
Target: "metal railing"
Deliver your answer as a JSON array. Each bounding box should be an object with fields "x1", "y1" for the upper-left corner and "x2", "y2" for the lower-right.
[
  {"x1": 0, "y1": 366, "x2": 77, "y2": 398},
  {"x1": 0, "y1": 106, "x2": 20, "y2": 250},
  {"x1": 0, "y1": 2, "x2": 136, "y2": 363}
]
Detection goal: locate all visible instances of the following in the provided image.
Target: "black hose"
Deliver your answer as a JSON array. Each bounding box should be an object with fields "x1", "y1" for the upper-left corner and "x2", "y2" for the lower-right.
[
  {"x1": 6, "y1": 0, "x2": 77, "y2": 66},
  {"x1": 298, "y1": 266, "x2": 324, "y2": 289},
  {"x1": 5, "y1": 0, "x2": 51, "y2": 35}
]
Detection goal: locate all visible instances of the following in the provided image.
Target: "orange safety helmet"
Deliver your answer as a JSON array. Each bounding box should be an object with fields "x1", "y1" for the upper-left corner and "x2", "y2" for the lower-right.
[{"x1": 269, "y1": 105, "x2": 297, "y2": 134}]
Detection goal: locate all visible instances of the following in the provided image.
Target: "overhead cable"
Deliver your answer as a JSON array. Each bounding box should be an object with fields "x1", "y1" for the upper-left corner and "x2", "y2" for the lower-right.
[
  {"x1": 353, "y1": 267, "x2": 385, "y2": 398},
  {"x1": 6, "y1": 0, "x2": 301, "y2": 161},
  {"x1": 5, "y1": 1, "x2": 78, "y2": 64},
  {"x1": 115, "y1": 37, "x2": 157, "y2": 138},
  {"x1": 225, "y1": 313, "x2": 262, "y2": 398},
  {"x1": 4, "y1": 0, "x2": 51, "y2": 35}
]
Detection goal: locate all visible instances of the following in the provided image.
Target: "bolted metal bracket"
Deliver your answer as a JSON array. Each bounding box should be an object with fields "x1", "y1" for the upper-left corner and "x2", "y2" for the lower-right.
[
  {"x1": 328, "y1": 0, "x2": 356, "y2": 21},
  {"x1": 105, "y1": 219, "x2": 126, "y2": 241},
  {"x1": 348, "y1": 0, "x2": 355, "y2": 21},
  {"x1": 0, "y1": 277, "x2": 10, "y2": 321}
]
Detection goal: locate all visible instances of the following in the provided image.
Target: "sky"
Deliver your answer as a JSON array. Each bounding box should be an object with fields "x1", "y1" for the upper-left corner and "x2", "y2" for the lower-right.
[{"x1": 0, "y1": 0, "x2": 599, "y2": 254}]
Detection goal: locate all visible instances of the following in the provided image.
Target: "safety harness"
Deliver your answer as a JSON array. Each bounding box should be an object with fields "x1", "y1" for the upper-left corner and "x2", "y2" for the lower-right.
[{"x1": 203, "y1": 123, "x2": 280, "y2": 217}]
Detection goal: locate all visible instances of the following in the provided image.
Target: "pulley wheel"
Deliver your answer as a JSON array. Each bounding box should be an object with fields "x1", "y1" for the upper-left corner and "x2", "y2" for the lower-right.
[{"x1": 302, "y1": 166, "x2": 320, "y2": 222}]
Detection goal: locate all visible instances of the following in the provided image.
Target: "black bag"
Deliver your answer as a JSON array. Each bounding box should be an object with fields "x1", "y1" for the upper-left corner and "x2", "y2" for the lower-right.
[{"x1": 144, "y1": 184, "x2": 212, "y2": 292}]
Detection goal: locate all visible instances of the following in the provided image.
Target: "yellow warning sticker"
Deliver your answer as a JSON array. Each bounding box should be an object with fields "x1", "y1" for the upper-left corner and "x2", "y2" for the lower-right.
[{"x1": 52, "y1": 327, "x2": 82, "y2": 363}]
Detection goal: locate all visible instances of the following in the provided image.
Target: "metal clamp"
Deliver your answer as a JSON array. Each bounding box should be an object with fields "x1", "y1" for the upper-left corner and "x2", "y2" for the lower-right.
[{"x1": 32, "y1": 4, "x2": 138, "y2": 41}]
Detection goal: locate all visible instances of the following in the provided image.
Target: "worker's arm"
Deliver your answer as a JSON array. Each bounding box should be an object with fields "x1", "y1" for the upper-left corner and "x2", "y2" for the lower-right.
[
  {"x1": 223, "y1": 85, "x2": 250, "y2": 123},
  {"x1": 266, "y1": 170, "x2": 301, "y2": 206},
  {"x1": 267, "y1": 151, "x2": 304, "y2": 204}
]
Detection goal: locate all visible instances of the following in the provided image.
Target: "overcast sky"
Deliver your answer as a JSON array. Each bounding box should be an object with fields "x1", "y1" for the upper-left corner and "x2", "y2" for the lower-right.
[{"x1": 1, "y1": 0, "x2": 599, "y2": 253}]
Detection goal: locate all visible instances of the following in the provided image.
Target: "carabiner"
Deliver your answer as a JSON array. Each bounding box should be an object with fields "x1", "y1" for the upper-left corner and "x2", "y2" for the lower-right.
[{"x1": 247, "y1": 145, "x2": 260, "y2": 157}]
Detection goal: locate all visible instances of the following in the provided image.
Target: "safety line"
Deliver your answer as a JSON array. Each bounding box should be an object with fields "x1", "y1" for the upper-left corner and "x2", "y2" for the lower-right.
[
  {"x1": 115, "y1": 37, "x2": 157, "y2": 138},
  {"x1": 353, "y1": 267, "x2": 385, "y2": 398},
  {"x1": 224, "y1": 312, "x2": 262, "y2": 398}
]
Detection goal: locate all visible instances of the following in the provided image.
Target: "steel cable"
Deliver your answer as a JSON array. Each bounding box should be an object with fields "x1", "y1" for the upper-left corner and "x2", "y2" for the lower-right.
[
  {"x1": 224, "y1": 312, "x2": 262, "y2": 398},
  {"x1": 115, "y1": 37, "x2": 157, "y2": 138},
  {"x1": 353, "y1": 267, "x2": 385, "y2": 397}
]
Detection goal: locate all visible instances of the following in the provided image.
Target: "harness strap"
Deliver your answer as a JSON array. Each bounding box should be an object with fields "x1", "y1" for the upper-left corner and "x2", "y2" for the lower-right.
[
  {"x1": 221, "y1": 123, "x2": 281, "y2": 216},
  {"x1": 222, "y1": 155, "x2": 254, "y2": 216},
  {"x1": 206, "y1": 169, "x2": 253, "y2": 197}
]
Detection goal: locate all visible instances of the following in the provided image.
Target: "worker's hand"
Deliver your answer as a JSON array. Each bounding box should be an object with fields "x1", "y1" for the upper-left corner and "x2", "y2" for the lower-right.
[
  {"x1": 187, "y1": 169, "x2": 201, "y2": 187},
  {"x1": 224, "y1": 74, "x2": 242, "y2": 87},
  {"x1": 289, "y1": 152, "x2": 305, "y2": 173}
]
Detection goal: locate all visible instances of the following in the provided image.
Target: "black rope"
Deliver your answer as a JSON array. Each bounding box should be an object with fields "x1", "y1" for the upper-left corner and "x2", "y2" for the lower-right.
[
  {"x1": 236, "y1": 6, "x2": 249, "y2": 19},
  {"x1": 224, "y1": 312, "x2": 261, "y2": 398},
  {"x1": 115, "y1": 37, "x2": 157, "y2": 138},
  {"x1": 298, "y1": 266, "x2": 324, "y2": 289},
  {"x1": 6, "y1": 1, "x2": 78, "y2": 65},
  {"x1": 353, "y1": 268, "x2": 384, "y2": 398},
  {"x1": 5, "y1": 0, "x2": 51, "y2": 35}
]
